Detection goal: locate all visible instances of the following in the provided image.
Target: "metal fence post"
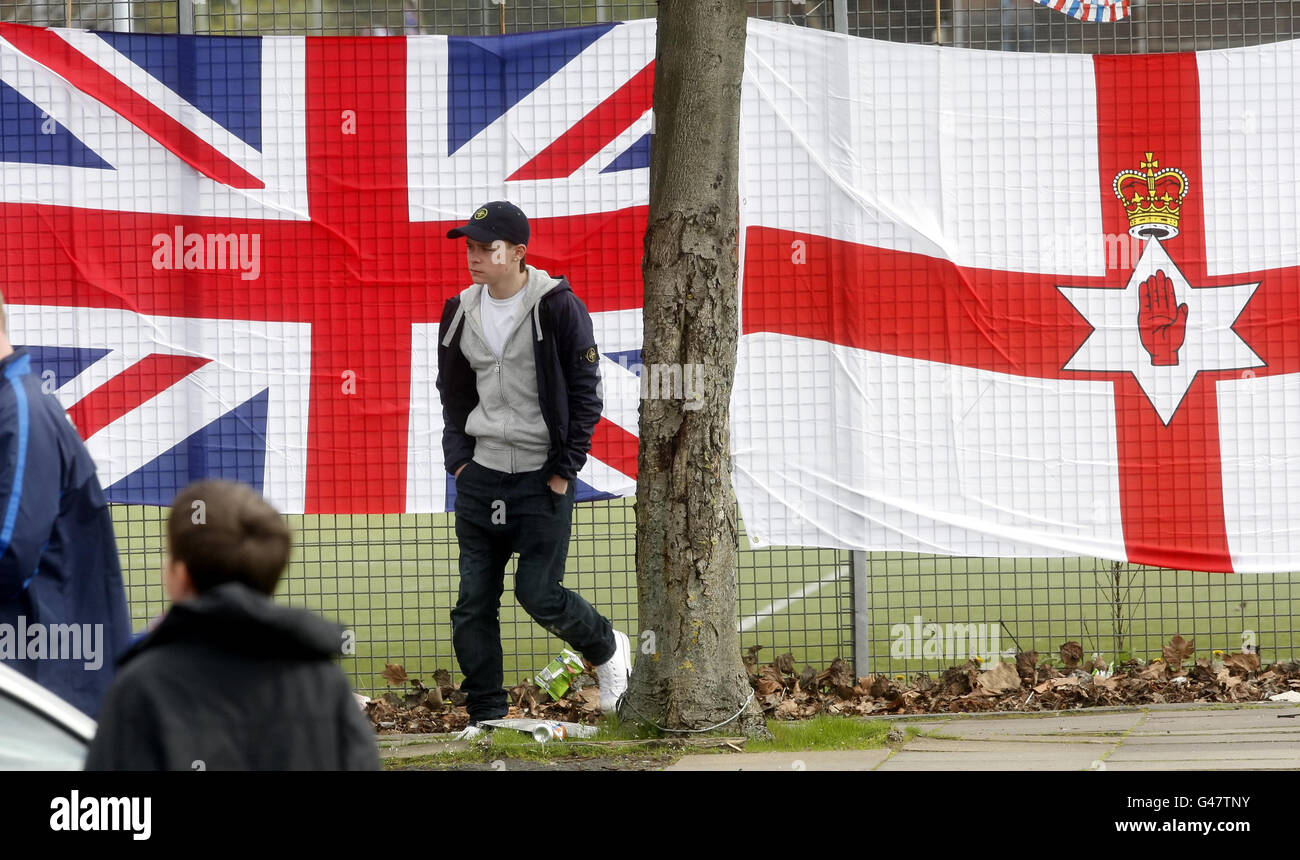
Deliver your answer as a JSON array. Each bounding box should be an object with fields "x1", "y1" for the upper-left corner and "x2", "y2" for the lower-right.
[
  {"x1": 832, "y1": 0, "x2": 865, "y2": 681},
  {"x1": 852, "y1": 550, "x2": 869, "y2": 677},
  {"x1": 178, "y1": 0, "x2": 193, "y2": 34}
]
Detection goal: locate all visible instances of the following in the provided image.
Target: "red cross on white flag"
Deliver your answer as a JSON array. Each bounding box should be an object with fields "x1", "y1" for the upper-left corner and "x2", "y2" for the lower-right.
[{"x1": 735, "y1": 24, "x2": 1300, "y2": 573}]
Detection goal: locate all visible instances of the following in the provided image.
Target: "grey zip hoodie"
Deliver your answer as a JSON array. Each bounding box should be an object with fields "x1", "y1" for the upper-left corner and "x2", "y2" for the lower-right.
[{"x1": 456, "y1": 265, "x2": 564, "y2": 473}]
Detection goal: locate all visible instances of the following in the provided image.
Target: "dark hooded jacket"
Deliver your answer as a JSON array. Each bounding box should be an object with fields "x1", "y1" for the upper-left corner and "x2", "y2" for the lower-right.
[
  {"x1": 436, "y1": 267, "x2": 604, "y2": 481},
  {"x1": 0, "y1": 347, "x2": 131, "y2": 717},
  {"x1": 84, "y1": 582, "x2": 379, "y2": 771}
]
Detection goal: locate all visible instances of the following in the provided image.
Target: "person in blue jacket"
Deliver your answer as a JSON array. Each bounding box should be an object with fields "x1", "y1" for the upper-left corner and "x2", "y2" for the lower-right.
[{"x1": 0, "y1": 300, "x2": 132, "y2": 717}]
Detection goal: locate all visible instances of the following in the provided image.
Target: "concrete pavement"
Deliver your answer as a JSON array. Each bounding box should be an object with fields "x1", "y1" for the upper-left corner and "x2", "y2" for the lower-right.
[{"x1": 665, "y1": 703, "x2": 1300, "y2": 771}]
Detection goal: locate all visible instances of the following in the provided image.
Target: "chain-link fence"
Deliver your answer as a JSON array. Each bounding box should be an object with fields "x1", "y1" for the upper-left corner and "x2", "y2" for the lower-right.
[
  {"x1": 6, "y1": 0, "x2": 1299, "y2": 695},
  {"x1": 9, "y1": 0, "x2": 1300, "y2": 48},
  {"x1": 0, "y1": 2, "x2": 828, "y2": 36}
]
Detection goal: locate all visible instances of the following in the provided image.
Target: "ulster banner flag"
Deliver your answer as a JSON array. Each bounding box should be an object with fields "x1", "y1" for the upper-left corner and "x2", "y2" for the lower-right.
[{"x1": 734, "y1": 23, "x2": 1300, "y2": 572}]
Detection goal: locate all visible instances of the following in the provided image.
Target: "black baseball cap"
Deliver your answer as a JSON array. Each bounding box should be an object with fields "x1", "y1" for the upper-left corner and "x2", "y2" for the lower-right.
[{"x1": 446, "y1": 200, "x2": 530, "y2": 246}]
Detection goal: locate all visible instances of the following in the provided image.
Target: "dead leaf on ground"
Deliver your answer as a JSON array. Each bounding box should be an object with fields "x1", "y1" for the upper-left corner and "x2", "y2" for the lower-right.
[
  {"x1": 1015, "y1": 651, "x2": 1039, "y2": 682},
  {"x1": 942, "y1": 661, "x2": 979, "y2": 695},
  {"x1": 1189, "y1": 662, "x2": 1216, "y2": 683},
  {"x1": 776, "y1": 652, "x2": 796, "y2": 675},
  {"x1": 1033, "y1": 675, "x2": 1082, "y2": 694},
  {"x1": 868, "y1": 675, "x2": 894, "y2": 699},
  {"x1": 1059, "y1": 642, "x2": 1083, "y2": 669},
  {"x1": 774, "y1": 699, "x2": 800, "y2": 719},
  {"x1": 1224, "y1": 651, "x2": 1260, "y2": 675},
  {"x1": 576, "y1": 687, "x2": 602, "y2": 713},
  {"x1": 975, "y1": 662, "x2": 1021, "y2": 696},
  {"x1": 818, "y1": 657, "x2": 855, "y2": 691},
  {"x1": 798, "y1": 665, "x2": 817, "y2": 693},
  {"x1": 1136, "y1": 661, "x2": 1166, "y2": 681},
  {"x1": 1163, "y1": 635, "x2": 1195, "y2": 669}
]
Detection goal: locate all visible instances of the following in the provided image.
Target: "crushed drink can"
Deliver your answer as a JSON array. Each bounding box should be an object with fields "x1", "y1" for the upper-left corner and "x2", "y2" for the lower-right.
[
  {"x1": 531, "y1": 722, "x2": 566, "y2": 743},
  {"x1": 534, "y1": 649, "x2": 585, "y2": 701},
  {"x1": 479, "y1": 719, "x2": 597, "y2": 743}
]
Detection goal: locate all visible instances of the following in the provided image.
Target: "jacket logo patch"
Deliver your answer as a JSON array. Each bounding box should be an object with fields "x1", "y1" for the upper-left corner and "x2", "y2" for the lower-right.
[{"x1": 581, "y1": 346, "x2": 599, "y2": 364}]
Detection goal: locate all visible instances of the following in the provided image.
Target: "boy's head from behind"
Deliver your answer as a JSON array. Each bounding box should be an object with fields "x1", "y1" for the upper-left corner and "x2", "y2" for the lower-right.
[{"x1": 165, "y1": 480, "x2": 292, "y2": 601}]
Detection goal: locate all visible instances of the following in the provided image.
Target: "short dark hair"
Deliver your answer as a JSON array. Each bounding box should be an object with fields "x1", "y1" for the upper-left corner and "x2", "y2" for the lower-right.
[{"x1": 167, "y1": 480, "x2": 292, "y2": 595}]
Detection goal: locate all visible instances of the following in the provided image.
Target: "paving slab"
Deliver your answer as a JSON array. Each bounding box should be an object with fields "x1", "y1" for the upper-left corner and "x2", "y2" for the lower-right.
[
  {"x1": 876, "y1": 750, "x2": 1105, "y2": 771},
  {"x1": 1134, "y1": 709, "x2": 1300, "y2": 734},
  {"x1": 1120, "y1": 730, "x2": 1300, "y2": 745},
  {"x1": 902, "y1": 713, "x2": 1143, "y2": 739},
  {"x1": 383, "y1": 740, "x2": 466, "y2": 759},
  {"x1": 665, "y1": 749, "x2": 891, "y2": 771},
  {"x1": 1106, "y1": 743, "x2": 1300, "y2": 763},
  {"x1": 1102, "y1": 759, "x2": 1300, "y2": 771},
  {"x1": 901, "y1": 737, "x2": 1113, "y2": 752}
]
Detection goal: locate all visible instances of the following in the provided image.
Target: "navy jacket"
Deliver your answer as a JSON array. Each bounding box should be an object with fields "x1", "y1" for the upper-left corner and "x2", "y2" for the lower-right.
[
  {"x1": 0, "y1": 348, "x2": 132, "y2": 717},
  {"x1": 85, "y1": 582, "x2": 379, "y2": 771},
  {"x1": 436, "y1": 277, "x2": 604, "y2": 482}
]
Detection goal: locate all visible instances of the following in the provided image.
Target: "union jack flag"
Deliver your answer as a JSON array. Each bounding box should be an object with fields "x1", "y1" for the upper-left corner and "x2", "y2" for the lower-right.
[{"x1": 0, "y1": 22, "x2": 653, "y2": 514}]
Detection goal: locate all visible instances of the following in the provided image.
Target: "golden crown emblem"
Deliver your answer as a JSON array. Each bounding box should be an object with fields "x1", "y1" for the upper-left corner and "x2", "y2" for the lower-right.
[{"x1": 1113, "y1": 152, "x2": 1188, "y2": 240}]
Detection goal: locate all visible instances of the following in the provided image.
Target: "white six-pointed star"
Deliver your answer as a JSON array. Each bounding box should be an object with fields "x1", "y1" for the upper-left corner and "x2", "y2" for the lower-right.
[{"x1": 1058, "y1": 240, "x2": 1262, "y2": 424}]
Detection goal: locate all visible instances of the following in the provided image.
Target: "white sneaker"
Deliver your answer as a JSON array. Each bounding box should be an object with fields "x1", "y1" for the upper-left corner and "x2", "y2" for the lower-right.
[
  {"x1": 454, "y1": 723, "x2": 490, "y2": 742},
  {"x1": 595, "y1": 630, "x2": 632, "y2": 713}
]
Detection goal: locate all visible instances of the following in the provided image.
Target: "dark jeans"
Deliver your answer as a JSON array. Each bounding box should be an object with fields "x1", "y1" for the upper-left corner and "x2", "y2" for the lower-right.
[{"x1": 450, "y1": 460, "x2": 615, "y2": 722}]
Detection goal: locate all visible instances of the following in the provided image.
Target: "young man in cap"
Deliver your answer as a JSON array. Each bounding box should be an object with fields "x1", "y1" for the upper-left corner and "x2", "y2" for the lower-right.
[{"x1": 436, "y1": 201, "x2": 631, "y2": 739}]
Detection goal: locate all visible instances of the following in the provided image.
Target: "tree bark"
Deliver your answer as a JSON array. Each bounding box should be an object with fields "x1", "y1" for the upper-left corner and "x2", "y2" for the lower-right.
[{"x1": 622, "y1": 0, "x2": 765, "y2": 736}]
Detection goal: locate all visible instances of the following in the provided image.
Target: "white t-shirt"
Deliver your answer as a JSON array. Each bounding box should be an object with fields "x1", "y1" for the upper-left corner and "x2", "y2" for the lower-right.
[{"x1": 480, "y1": 286, "x2": 526, "y2": 358}]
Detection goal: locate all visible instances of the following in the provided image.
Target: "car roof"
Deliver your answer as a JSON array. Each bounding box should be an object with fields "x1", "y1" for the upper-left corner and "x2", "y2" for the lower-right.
[{"x1": 0, "y1": 662, "x2": 96, "y2": 743}]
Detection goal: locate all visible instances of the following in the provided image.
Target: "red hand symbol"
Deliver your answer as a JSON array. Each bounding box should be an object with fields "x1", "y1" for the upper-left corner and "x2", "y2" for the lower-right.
[{"x1": 1138, "y1": 270, "x2": 1188, "y2": 367}]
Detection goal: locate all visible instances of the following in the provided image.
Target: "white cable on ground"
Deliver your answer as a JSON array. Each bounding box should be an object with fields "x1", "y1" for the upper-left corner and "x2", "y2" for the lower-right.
[{"x1": 615, "y1": 690, "x2": 756, "y2": 734}]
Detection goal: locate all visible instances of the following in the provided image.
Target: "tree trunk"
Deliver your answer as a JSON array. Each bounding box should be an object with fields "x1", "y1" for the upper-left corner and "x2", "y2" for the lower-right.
[{"x1": 622, "y1": 0, "x2": 766, "y2": 736}]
